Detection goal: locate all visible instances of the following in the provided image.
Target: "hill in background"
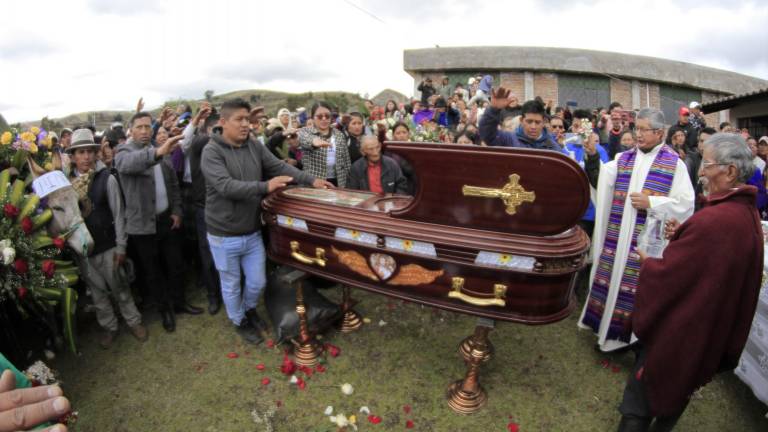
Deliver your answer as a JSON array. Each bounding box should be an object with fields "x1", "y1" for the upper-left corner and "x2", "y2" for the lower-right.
[{"x1": 12, "y1": 88, "x2": 398, "y2": 132}]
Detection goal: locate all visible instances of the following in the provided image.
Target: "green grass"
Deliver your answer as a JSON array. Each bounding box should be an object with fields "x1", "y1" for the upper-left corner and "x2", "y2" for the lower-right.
[{"x1": 53, "y1": 284, "x2": 768, "y2": 431}]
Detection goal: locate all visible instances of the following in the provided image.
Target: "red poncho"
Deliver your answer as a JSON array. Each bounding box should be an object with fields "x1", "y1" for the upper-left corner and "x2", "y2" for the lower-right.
[{"x1": 634, "y1": 185, "x2": 763, "y2": 416}]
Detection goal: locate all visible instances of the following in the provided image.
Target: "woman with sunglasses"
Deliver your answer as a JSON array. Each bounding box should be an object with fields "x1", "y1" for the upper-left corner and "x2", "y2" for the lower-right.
[{"x1": 298, "y1": 101, "x2": 351, "y2": 187}]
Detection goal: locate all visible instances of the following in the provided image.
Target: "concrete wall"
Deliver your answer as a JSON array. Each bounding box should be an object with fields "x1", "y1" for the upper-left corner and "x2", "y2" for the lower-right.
[
  {"x1": 404, "y1": 47, "x2": 768, "y2": 95},
  {"x1": 730, "y1": 100, "x2": 768, "y2": 125}
]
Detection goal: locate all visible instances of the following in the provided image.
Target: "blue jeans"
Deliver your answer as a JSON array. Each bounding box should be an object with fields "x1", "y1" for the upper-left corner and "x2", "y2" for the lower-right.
[{"x1": 207, "y1": 231, "x2": 266, "y2": 326}]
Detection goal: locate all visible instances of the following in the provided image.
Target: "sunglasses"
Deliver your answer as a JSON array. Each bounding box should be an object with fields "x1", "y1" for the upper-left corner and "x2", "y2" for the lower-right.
[{"x1": 314, "y1": 113, "x2": 331, "y2": 120}]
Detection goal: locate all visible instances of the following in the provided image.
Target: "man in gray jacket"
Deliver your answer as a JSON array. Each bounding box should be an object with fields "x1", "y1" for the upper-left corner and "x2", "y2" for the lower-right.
[
  {"x1": 115, "y1": 112, "x2": 203, "y2": 333},
  {"x1": 202, "y1": 98, "x2": 332, "y2": 344}
]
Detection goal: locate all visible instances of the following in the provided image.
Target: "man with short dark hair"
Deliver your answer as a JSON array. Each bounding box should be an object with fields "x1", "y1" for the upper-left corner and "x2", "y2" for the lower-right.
[
  {"x1": 348, "y1": 135, "x2": 408, "y2": 195},
  {"x1": 115, "y1": 112, "x2": 203, "y2": 333},
  {"x1": 417, "y1": 78, "x2": 436, "y2": 105},
  {"x1": 479, "y1": 87, "x2": 560, "y2": 150},
  {"x1": 201, "y1": 98, "x2": 333, "y2": 344}
]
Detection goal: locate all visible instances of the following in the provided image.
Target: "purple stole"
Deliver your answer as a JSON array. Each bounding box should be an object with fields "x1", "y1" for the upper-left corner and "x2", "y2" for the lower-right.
[{"x1": 581, "y1": 145, "x2": 679, "y2": 342}]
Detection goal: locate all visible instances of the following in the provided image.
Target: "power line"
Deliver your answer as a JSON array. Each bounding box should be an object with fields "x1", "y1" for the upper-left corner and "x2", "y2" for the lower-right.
[{"x1": 341, "y1": 0, "x2": 386, "y2": 24}]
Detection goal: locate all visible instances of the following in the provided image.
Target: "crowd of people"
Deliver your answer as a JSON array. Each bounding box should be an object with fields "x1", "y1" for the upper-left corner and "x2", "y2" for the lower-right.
[{"x1": 9, "y1": 74, "x2": 765, "y2": 431}]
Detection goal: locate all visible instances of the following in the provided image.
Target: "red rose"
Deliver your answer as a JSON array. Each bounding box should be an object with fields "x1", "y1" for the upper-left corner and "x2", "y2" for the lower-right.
[
  {"x1": 403, "y1": 405, "x2": 412, "y2": 415},
  {"x1": 406, "y1": 420, "x2": 414, "y2": 429},
  {"x1": 507, "y1": 422, "x2": 520, "y2": 432},
  {"x1": 367, "y1": 415, "x2": 382, "y2": 424},
  {"x1": 266, "y1": 339, "x2": 275, "y2": 348},
  {"x1": 324, "y1": 343, "x2": 341, "y2": 358},
  {"x1": 296, "y1": 377, "x2": 306, "y2": 390},
  {"x1": 256, "y1": 363, "x2": 265, "y2": 371},
  {"x1": 20, "y1": 217, "x2": 33, "y2": 234},
  {"x1": 53, "y1": 237, "x2": 65, "y2": 250},
  {"x1": 17, "y1": 286, "x2": 28, "y2": 299},
  {"x1": 314, "y1": 364, "x2": 326, "y2": 373},
  {"x1": 280, "y1": 355, "x2": 297, "y2": 375},
  {"x1": 261, "y1": 377, "x2": 270, "y2": 386},
  {"x1": 41, "y1": 260, "x2": 56, "y2": 278},
  {"x1": 299, "y1": 365, "x2": 313, "y2": 377},
  {"x1": 13, "y1": 259, "x2": 28, "y2": 275},
  {"x1": 3, "y1": 204, "x2": 19, "y2": 219}
]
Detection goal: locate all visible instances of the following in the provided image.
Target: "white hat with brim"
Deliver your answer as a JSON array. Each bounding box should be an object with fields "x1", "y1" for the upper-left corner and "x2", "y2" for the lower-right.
[{"x1": 66, "y1": 129, "x2": 101, "y2": 153}]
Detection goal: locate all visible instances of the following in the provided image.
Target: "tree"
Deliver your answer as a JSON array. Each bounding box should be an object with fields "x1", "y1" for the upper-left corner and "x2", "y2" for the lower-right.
[
  {"x1": 40, "y1": 116, "x2": 63, "y2": 133},
  {"x1": 204, "y1": 90, "x2": 215, "y2": 102},
  {"x1": 0, "y1": 114, "x2": 9, "y2": 133}
]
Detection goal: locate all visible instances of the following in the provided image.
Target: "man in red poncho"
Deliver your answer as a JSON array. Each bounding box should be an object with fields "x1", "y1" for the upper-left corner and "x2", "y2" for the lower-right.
[{"x1": 617, "y1": 133, "x2": 763, "y2": 432}]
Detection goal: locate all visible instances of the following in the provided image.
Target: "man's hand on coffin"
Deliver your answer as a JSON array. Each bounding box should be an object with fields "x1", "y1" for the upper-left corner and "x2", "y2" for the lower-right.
[
  {"x1": 584, "y1": 133, "x2": 599, "y2": 156},
  {"x1": 155, "y1": 134, "x2": 183, "y2": 158},
  {"x1": 170, "y1": 214, "x2": 182, "y2": 230},
  {"x1": 312, "y1": 138, "x2": 332, "y2": 148},
  {"x1": 268, "y1": 176, "x2": 294, "y2": 192},
  {"x1": 490, "y1": 87, "x2": 514, "y2": 110},
  {"x1": 312, "y1": 178, "x2": 335, "y2": 189},
  {"x1": 664, "y1": 218, "x2": 680, "y2": 240},
  {"x1": 629, "y1": 192, "x2": 650, "y2": 209}
]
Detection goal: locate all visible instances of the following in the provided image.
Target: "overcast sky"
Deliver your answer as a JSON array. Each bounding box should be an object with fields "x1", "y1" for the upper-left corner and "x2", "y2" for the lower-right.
[{"x1": 1, "y1": 0, "x2": 767, "y2": 123}]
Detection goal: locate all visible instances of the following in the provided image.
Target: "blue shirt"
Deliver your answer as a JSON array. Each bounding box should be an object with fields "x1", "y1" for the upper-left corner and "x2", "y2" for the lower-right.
[{"x1": 565, "y1": 135, "x2": 609, "y2": 222}]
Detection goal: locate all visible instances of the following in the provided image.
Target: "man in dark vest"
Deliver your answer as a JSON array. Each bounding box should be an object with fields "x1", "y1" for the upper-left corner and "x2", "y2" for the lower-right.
[{"x1": 68, "y1": 129, "x2": 147, "y2": 348}]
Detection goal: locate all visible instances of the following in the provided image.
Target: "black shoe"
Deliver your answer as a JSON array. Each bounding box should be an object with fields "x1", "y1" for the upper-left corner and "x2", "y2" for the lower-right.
[
  {"x1": 617, "y1": 415, "x2": 651, "y2": 432},
  {"x1": 245, "y1": 308, "x2": 269, "y2": 334},
  {"x1": 161, "y1": 310, "x2": 176, "y2": 332},
  {"x1": 174, "y1": 303, "x2": 204, "y2": 315},
  {"x1": 208, "y1": 299, "x2": 221, "y2": 315},
  {"x1": 235, "y1": 320, "x2": 264, "y2": 345}
]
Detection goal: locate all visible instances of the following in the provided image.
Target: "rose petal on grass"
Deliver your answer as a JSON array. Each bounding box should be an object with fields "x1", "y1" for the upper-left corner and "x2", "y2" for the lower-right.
[
  {"x1": 261, "y1": 377, "x2": 270, "y2": 386},
  {"x1": 403, "y1": 405, "x2": 411, "y2": 414},
  {"x1": 341, "y1": 383, "x2": 354, "y2": 395},
  {"x1": 507, "y1": 422, "x2": 520, "y2": 432},
  {"x1": 367, "y1": 415, "x2": 382, "y2": 424},
  {"x1": 266, "y1": 339, "x2": 275, "y2": 348},
  {"x1": 359, "y1": 406, "x2": 370, "y2": 415},
  {"x1": 226, "y1": 352, "x2": 239, "y2": 359},
  {"x1": 324, "y1": 406, "x2": 334, "y2": 416},
  {"x1": 256, "y1": 363, "x2": 265, "y2": 371},
  {"x1": 406, "y1": 420, "x2": 414, "y2": 428}
]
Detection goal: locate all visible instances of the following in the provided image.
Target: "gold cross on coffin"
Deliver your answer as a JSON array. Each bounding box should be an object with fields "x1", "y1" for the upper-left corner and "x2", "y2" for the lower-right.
[{"x1": 462, "y1": 174, "x2": 536, "y2": 215}]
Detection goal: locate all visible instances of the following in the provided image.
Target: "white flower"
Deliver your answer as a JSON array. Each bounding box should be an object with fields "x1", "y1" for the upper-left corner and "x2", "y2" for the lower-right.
[
  {"x1": 330, "y1": 414, "x2": 349, "y2": 427},
  {"x1": 359, "y1": 406, "x2": 370, "y2": 415},
  {"x1": 324, "y1": 406, "x2": 333, "y2": 416},
  {"x1": 2, "y1": 247, "x2": 15, "y2": 265},
  {"x1": 289, "y1": 375, "x2": 298, "y2": 384},
  {"x1": 0, "y1": 239, "x2": 11, "y2": 250},
  {"x1": 378, "y1": 320, "x2": 387, "y2": 327},
  {"x1": 341, "y1": 383, "x2": 354, "y2": 395}
]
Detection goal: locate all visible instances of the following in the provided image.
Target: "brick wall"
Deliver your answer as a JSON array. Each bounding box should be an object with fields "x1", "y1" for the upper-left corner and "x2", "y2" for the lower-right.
[
  {"x1": 610, "y1": 79, "x2": 632, "y2": 109},
  {"x1": 499, "y1": 72, "x2": 525, "y2": 101},
  {"x1": 534, "y1": 73, "x2": 558, "y2": 106},
  {"x1": 702, "y1": 91, "x2": 727, "y2": 126},
  {"x1": 639, "y1": 82, "x2": 661, "y2": 109}
]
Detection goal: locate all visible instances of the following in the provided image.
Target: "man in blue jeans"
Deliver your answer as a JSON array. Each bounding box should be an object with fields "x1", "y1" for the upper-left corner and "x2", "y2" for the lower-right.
[{"x1": 201, "y1": 98, "x2": 333, "y2": 344}]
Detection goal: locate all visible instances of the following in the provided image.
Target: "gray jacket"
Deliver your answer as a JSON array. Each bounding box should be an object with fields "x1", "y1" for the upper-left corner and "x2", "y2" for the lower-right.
[
  {"x1": 201, "y1": 134, "x2": 315, "y2": 237},
  {"x1": 114, "y1": 139, "x2": 183, "y2": 235}
]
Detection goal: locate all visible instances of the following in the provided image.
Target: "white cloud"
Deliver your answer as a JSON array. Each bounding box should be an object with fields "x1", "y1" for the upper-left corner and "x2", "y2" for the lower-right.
[{"x1": 0, "y1": 0, "x2": 765, "y2": 123}]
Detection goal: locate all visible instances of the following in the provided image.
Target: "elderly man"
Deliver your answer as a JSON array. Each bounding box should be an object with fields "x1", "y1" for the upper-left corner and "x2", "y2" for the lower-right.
[
  {"x1": 616, "y1": 133, "x2": 763, "y2": 431},
  {"x1": 202, "y1": 98, "x2": 333, "y2": 344},
  {"x1": 348, "y1": 135, "x2": 408, "y2": 195},
  {"x1": 480, "y1": 87, "x2": 561, "y2": 150},
  {"x1": 68, "y1": 129, "x2": 146, "y2": 348},
  {"x1": 115, "y1": 112, "x2": 203, "y2": 333},
  {"x1": 579, "y1": 108, "x2": 695, "y2": 352}
]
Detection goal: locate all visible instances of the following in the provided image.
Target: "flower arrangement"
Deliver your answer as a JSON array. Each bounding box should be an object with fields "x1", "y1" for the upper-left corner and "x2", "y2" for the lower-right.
[
  {"x1": 0, "y1": 128, "x2": 80, "y2": 354},
  {"x1": 578, "y1": 118, "x2": 594, "y2": 143}
]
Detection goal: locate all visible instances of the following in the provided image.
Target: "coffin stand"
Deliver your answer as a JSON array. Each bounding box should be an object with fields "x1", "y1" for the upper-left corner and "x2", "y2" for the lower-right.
[{"x1": 262, "y1": 142, "x2": 591, "y2": 413}]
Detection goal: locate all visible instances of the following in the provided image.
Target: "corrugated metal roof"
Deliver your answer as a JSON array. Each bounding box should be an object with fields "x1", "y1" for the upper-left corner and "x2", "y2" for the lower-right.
[{"x1": 701, "y1": 87, "x2": 768, "y2": 113}]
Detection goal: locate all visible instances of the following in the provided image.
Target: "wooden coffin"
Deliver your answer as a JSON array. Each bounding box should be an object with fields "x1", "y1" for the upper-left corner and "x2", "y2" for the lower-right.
[{"x1": 262, "y1": 142, "x2": 591, "y2": 324}]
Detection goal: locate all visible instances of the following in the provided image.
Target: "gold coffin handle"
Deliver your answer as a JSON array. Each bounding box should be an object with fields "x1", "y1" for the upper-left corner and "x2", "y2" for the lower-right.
[
  {"x1": 462, "y1": 173, "x2": 535, "y2": 215},
  {"x1": 290, "y1": 241, "x2": 326, "y2": 267},
  {"x1": 448, "y1": 277, "x2": 507, "y2": 307}
]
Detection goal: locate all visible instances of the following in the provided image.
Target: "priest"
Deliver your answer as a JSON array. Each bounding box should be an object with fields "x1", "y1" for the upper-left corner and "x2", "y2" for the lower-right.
[{"x1": 578, "y1": 108, "x2": 695, "y2": 352}]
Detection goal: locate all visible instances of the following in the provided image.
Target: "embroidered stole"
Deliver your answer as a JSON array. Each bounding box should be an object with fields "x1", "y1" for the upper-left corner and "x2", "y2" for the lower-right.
[{"x1": 581, "y1": 145, "x2": 678, "y2": 342}]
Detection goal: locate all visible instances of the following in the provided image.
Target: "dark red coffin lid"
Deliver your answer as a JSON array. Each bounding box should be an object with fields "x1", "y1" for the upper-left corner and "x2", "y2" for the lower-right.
[{"x1": 384, "y1": 142, "x2": 590, "y2": 236}]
